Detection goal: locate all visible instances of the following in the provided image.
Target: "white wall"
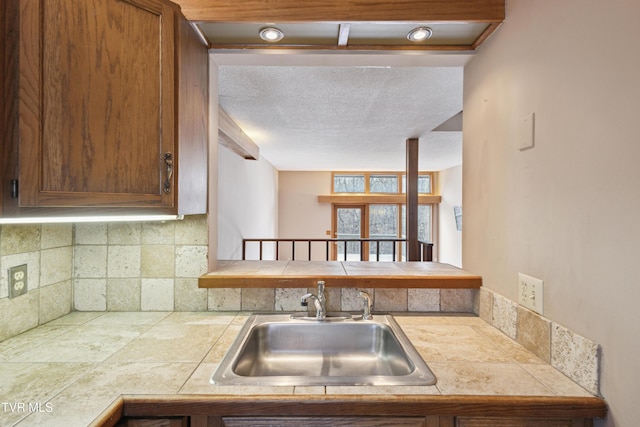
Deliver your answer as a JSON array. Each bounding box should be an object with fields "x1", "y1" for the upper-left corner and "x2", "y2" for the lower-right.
[
  {"x1": 217, "y1": 146, "x2": 278, "y2": 259},
  {"x1": 438, "y1": 165, "x2": 462, "y2": 267},
  {"x1": 207, "y1": 56, "x2": 219, "y2": 268},
  {"x1": 278, "y1": 172, "x2": 332, "y2": 260},
  {"x1": 463, "y1": 1, "x2": 640, "y2": 426}
]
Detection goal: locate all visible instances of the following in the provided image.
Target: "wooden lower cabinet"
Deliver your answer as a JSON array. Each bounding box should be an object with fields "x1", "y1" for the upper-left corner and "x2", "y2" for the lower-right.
[
  {"x1": 116, "y1": 418, "x2": 187, "y2": 427},
  {"x1": 455, "y1": 418, "x2": 593, "y2": 427},
  {"x1": 220, "y1": 416, "x2": 432, "y2": 427},
  {"x1": 114, "y1": 415, "x2": 596, "y2": 427},
  {"x1": 190, "y1": 415, "x2": 594, "y2": 427},
  {"x1": 112, "y1": 396, "x2": 605, "y2": 427}
]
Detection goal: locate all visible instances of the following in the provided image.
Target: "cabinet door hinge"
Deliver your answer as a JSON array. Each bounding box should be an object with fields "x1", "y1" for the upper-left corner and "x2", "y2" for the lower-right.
[{"x1": 11, "y1": 180, "x2": 19, "y2": 198}]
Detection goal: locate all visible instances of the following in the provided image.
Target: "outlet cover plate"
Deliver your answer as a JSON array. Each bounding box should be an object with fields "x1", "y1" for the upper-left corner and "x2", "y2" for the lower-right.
[
  {"x1": 518, "y1": 272, "x2": 543, "y2": 314},
  {"x1": 9, "y1": 264, "x2": 28, "y2": 298}
]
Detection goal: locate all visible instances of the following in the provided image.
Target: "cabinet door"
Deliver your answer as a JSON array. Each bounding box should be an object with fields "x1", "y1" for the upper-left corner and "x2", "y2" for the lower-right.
[
  {"x1": 456, "y1": 417, "x2": 589, "y2": 427},
  {"x1": 119, "y1": 418, "x2": 188, "y2": 427},
  {"x1": 221, "y1": 417, "x2": 428, "y2": 427},
  {"x1": 19, "y1": 0, "x2": 176, "y2": 209}
]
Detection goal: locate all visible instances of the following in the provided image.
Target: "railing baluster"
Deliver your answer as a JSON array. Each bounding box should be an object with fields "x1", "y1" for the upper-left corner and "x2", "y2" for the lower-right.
[{"x1": 240, "y1": 238, "x2": 431, "y2": 262}]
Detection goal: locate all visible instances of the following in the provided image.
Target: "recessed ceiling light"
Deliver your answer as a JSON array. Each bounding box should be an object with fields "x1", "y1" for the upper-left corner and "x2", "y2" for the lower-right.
[
  {"x1": 259, "y1": 27, "x2": 284, "y2": 42},
  {"x1": 407, "y1": 27, "x2": 433, "y2": 42}
]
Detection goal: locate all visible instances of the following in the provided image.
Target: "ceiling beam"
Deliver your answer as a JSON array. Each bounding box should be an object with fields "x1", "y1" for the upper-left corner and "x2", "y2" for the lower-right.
[
  {"x1": 174, "y1": 0, "x2": 505, "y2": 23},
  {"x1": 218, "y1": 108, "x2": 260, "y2": 160}
]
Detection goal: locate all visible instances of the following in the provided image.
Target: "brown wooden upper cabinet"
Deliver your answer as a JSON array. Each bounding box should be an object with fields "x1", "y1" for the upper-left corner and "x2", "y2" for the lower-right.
[{"x1": 1, "y1": 0, "x2": 208, "y2": 217}]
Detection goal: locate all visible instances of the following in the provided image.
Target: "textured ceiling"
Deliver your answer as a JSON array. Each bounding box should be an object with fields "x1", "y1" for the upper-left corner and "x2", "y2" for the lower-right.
[{"x1": 216, "y1": 56, "x2": 466, "y2": 172}]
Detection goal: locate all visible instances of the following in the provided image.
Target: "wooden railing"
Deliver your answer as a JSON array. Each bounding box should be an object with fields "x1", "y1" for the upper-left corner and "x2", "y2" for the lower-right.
[{"x1": 242, "y1": 238, "x2": 434, "y2": 262}]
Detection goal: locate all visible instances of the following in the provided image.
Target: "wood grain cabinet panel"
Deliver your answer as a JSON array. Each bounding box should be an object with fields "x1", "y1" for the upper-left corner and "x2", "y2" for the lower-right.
[
  {"x1": 221, "y1": 417, "x2": 429, "y2": 427},
  {"x1": 103, "y1": 396, "x2": 604, "y2": 427},
  {"x1": 1, "y1": 0, "x2": 207, "y2": 215},
  {"x1": 456, "y1": 417, "x2": 592, "y2": 427},
  {"x1": 118, "y1": 418, "x2": 188, "y2": 427}
]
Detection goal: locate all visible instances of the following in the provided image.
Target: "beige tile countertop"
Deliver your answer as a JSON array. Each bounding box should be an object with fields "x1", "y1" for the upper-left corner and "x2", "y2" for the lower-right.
[
  {"x1": 0, "y1": 312, "x2": 599, "y2": 427},
  {"x1": 199, "y1": 260, "x2": 483, "y2": 288}
]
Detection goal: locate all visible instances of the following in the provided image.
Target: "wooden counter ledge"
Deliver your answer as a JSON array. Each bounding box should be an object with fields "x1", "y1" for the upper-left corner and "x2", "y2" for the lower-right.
[
  {"x1": 118, "y1": 395, "x2": 607, "y2": 423},
  {"x1": 198, "y1": 260, "x2": 483, "y2": 289}
]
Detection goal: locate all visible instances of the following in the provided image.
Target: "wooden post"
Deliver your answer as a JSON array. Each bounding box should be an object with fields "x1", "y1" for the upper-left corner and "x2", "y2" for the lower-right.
[{"x1": 406, "y1": 138, "x2": 420, "y2": 261}]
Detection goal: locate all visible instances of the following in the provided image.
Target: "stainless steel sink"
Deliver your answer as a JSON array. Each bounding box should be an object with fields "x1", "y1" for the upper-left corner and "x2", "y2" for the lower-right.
[{"x1": 211, "y1": 314, "x2": 436, "y2": 386}]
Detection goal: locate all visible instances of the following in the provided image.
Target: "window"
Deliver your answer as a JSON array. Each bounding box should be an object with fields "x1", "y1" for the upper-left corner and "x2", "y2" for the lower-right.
[
  {"x1": 369, "y1": 175, "x2": 398, "y2": 193},
  {"x1": 335, "y1": 205, "x2": 365, "y2": 260},
  {"x1": 330, "y1": 171, "x2": 436, "y2": 261},
  {"x1": 333, "y1": 172, "x2": 433, "y2": 194},
  {"x1": 401, "y1": 174, "x2": 431, "y2": 194},
  {"x1": 401, "y1": 205, "x2": 432, "y2": 257},
  {"x1": 369, "y1": 204, "x2": 399, "y2": 261},
  {"x1": 333, "y1": 174, "x2": 365, "y2": 193}
]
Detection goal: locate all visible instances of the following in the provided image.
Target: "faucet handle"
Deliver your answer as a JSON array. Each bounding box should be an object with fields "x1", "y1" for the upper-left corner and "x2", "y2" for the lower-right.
[{"x1": 300, "y1": 292, "x2": 313, "y2": 307}]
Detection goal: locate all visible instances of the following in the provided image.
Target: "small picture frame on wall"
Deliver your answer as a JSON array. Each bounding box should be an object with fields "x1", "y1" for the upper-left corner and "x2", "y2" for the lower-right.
[{"x1": 453, "y1": 206, "x2": 462, "y2": 231}]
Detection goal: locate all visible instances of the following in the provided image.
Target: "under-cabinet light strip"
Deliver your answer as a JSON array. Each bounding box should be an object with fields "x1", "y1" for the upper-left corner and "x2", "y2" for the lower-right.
[{"x1": 0, "y1": 215, "x2": 184, "y2": 225}]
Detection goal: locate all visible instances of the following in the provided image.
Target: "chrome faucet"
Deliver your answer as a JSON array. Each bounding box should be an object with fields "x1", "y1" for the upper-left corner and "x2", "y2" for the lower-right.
[
  {"x1": 358, "y1": 290, "x2": 373, "y2": 320},
  {"x1": 300, "y1": 280, "x2": 327, "y2": 320}
]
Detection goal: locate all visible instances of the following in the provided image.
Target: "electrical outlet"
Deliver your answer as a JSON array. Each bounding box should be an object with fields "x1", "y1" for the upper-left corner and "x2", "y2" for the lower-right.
[
  {"x1": 9, "y1": 264, "x2": 28, "y2": 298},
  {"x1": 518, "y1": 273, "x2": 543, "y2": 314}
]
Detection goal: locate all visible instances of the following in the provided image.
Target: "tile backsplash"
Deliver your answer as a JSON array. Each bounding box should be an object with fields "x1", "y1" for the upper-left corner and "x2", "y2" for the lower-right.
[
  {"x1": 72, "y1": 215, "x2": 209, "y2": 312},
  {"x1": 0, "y1": 224, "x2": 73, "y2": 341},
  {"x1": 477, "y1": 287, "x2": 601, "y2": 396},
  {"x1": 0, "y1": 215, "x2": 209, "y2": 341},
  {"x1": 208, "y1": 286, "x2": 476, "y2": 314}
]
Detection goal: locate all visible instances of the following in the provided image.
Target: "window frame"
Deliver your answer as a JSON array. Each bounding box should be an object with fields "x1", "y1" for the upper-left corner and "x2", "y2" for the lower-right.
[
  {"x1": 331, "y1": 171, "x2": 434, "y2": 195},
  {"x1": 329, "y1": 171, "x2": 438, "y2": 261}
]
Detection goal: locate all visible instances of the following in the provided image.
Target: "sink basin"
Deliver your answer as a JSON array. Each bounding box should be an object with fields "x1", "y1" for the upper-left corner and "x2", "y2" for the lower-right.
[{"x1": 211, "y1": 314, "x2": 436, "y2": 386}]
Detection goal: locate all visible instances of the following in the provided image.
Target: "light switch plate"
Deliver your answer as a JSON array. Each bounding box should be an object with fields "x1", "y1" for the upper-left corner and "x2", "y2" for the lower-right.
[
  {"x1": 9, "y1": 264, "x2": 28, "y2": 298},
  {"x1": 518, "y1": 113, "x2": 535, "y2": 150},
  {"x1": 518, "y1": 272, "x2": 543, "y2": 314}
]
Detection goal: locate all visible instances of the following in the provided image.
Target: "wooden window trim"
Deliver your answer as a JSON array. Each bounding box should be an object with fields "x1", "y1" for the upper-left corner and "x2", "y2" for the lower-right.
[
  {"x1": 318, "y1": 194, "x2": 441, "y2": 204},
  {"x1": 331, "y1": 204, "x2": 368, "y2": 260}
]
